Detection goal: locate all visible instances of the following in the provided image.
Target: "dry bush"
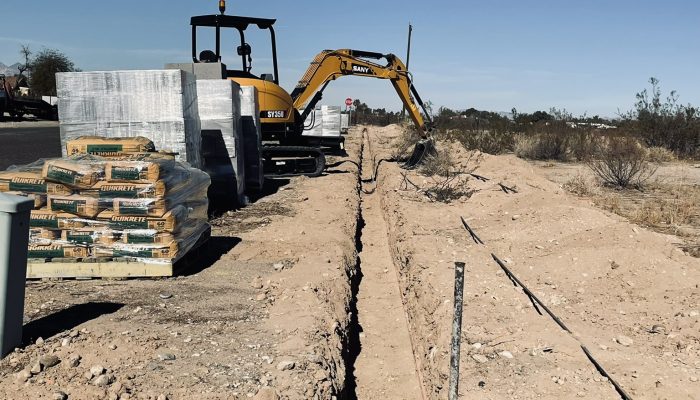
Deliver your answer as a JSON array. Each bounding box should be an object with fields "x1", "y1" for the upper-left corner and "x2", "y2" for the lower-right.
[
  {"x1": 564, "y1": 171, "x2": 600, "y2": 196},
  {"x1": 514, "y1": 133, "x2": 569, "y2": 160},
  {"x1": 453, "y1": 130, "x2": 515, "y2": 155},
  {"x1": 587, "y1": 136, "x2": 657, "y2": 188},
  {"x1": 423, "y1": 174, "x2": 476, "y2": 203},
  {"x1": 420, "y1": 148, "x2": 453, "y2": 177},
  {"x1": 568, "y1": 130, "x2": 601, "y2": 161},
  {"x1": 646, "y1": 146, "x2": 677, "y2": 163},
  {"x1": 630, "y1": 185, "x2": 698, "y2": 227}
]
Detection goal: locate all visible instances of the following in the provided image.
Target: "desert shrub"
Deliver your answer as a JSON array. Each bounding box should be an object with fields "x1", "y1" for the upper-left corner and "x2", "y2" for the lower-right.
[
  {"x1": 620, "y1": 78, "x2": 700, "y2": 158},
  {"x1": 453, "y1": 130, "x2": 515, "y2": 155},
  {"x1": 514, "y1": 132, "x2": 569, "y2": 160},
  {"x1": 646, "y1": 146, "x2": 677, "y2": 163},
  {"x1": 568, "y1": 129, "x2": 600, "y2": 161},
  {"x1": 564, "y1": 171, "x2": 600, "y2": 196},
  {"x1": 420, "y1": 148, "x2": 453, "y2": 177},
  {"x1": 587, "y1": 136, "x2": 657, "y2": 188},
  {"x1": 423, "y1": 174, "x2": 475, "y2": 203}
]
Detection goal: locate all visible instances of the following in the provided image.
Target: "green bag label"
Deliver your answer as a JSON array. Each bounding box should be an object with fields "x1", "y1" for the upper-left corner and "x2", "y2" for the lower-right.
[
  {"x1": 110, "y1": 216, "x2": 148, "y2": 230},
  {"x1": 47, "y1": 165, "x2": 82, "y2": 185},
  {"x1": 114, "y1": 248, "x2": 153, "y2": 258},
  {"x1": 110, "y1": 166, "x2": 141, "y2": 181},
  {"x1": 9, "y1": 177, "x2": 47, "y2": 193},
  {"x1": 125, "y1": 233, "x2": 156, "y2": 244},
  {"x1": 99, "y1": 185, "x2": 138, "y2": 199},
  {"x1": 50, "y1": 198, "x2": 83, "y2": 214},
  {"x1": 30, "y1": 214, "x2": 58, "y2": 228},
  {"x1": 86, "y1": 144, "x2": 123, "y2": 154},
  {"x1": 66, "y1": 232, "x2": 94, "y2": 244},
  {"x1": 28, "y1": 246, "x2": 64, "y2": 258},
  {"x1": 116, "y1": 200, "x2": 149, "y2": 216}
]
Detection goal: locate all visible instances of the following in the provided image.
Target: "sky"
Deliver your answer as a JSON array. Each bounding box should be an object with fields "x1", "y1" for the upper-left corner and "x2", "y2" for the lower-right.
[{"x1": 1, "y1": 0, "x2": 698, "y2": 117}]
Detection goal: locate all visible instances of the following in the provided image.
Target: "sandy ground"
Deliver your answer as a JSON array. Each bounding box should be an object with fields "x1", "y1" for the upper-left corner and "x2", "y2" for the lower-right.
[
  {"x1": 0, "y1": 132, "x2": 362, "y2": 399},
  {"x1": 0, "y1": 124, "x2": 698, "y2": 400}
]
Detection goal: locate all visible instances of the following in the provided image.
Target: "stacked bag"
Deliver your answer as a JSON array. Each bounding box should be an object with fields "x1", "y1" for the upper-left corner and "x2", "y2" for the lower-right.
[{"x1": 0, "y1": 136, "x2": 210, "y2": 263}]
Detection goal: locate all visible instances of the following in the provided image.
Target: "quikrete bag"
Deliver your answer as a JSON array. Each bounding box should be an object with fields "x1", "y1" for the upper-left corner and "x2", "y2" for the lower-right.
[
  {"x1": 61, "y1": 228, "x2": 116, "y2": 245},
  {"x1": 82, "y1": 181, "x2": 167, "y2": 200},
  {"x1": 0, "y1": 171, "x2": 73, "y2": 195},
  {"x1": 94, "y1": 242, "x2": 179, "y2": 260},
  {"x1": 42, "y1": 160, "x2": 103, "y2": 189},
  {"x1": 30, "y1": 210, "x2": 85, "y2": 229},
  {"x1": 97, "y1": 206, "x2": 187, "y2": 232},
  {"x1": 47, "y1": 195, "x2": 101, "y2": 218},
  {"x1": 120, "y1": 230, "x2": 174, "y2": 245},
  {"x1": 104, "y1": 154, "x2": 176, "y2": 183},
  {"x1": 27, "y1": 244, "x2": 89, "y2": 259},
  {"x1": 66, "y1": 136, "x2": 156, "y2": 157},
  {"x1": 29, "y1": 228, "x2": 62, "y2": 242}
]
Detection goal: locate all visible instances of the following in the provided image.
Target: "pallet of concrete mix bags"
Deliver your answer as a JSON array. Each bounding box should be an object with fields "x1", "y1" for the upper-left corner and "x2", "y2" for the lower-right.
[{"x1": 1, "y1": 140, "x2": 212, "y2": 278}]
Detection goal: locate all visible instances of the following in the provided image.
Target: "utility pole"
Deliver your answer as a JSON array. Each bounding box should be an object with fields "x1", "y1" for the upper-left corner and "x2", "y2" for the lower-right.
[{"x1": 401, "y1": 23, "x2": 413, "y2": 119}]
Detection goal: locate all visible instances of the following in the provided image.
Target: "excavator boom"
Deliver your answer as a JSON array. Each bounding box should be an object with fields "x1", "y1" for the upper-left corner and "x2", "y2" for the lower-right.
[{"x1": 291, "y1": 49, "x2": 433, "y2": 138}]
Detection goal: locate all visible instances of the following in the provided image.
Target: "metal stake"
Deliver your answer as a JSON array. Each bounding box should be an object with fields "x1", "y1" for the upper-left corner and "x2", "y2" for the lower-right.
[{"x1": 449, "y1": 261, "x2": 466, "y2": 400}]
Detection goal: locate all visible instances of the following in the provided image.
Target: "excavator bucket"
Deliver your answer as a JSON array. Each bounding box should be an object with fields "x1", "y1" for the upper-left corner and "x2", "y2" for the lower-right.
[{"x1": 402, "y1": 138, "x2": 437, "y2": 169}]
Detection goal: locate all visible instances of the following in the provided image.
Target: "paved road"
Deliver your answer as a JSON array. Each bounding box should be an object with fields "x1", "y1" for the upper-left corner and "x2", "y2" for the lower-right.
[{"x1": 0, "y1": 126, "x2": 61, "y2": 170}]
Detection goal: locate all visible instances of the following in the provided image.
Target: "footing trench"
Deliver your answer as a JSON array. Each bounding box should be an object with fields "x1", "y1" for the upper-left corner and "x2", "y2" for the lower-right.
[{"x1": 341, "y1": 128, "x2": 425, "y2": 400}]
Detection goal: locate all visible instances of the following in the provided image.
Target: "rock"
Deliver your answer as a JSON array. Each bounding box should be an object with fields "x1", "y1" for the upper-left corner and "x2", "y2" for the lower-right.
[
  {"x1": 65, "y1": 354, "x2": 81, "y2": 368},
  {"x1": 472, "y1": 343, "x2": 482, "y2": 350},
  {"x1": 61, "y1": 338, "x2": 71, "y2": 347},
  {"x1": 30, "y1": 362, "x2": 42, "y2": 374},
  {"x1": 610, "y1": 261, "x2": 620, "y2": 270},
  {"x1": 471, "y1": 354, "x2": 488, "y2": 363},
  {"x1": 535, "y1": 245, "x2": 544, "y2": 250},
  {"x1": 93, "y1": 374, "x2": 113, "y2": 387},
  {"x1": 273, "y1": 263, "x2": 284, "y2": 271},
  {"x1": 690, "y1": 376, "x2": 698, "y2": 382},
  {"x1": 499, "y1": 351, "x2": 514, "y2": 359},
  {"x1": 157, "y1": 352, "x2": 176, "y2": 361},
  {"x1": 159, "y1": 293, "x2": 173, "y2": 300},
  {"x1": 35, "y1": 337, "x2": 45, "y2": 345},
  {"x1": 253, "y1": 387, "x2": 279, "y2": 400},
  {"x1": 251, "y1": 277, "x2": 264, "y2": 290},
  {"x1": 512, "y1": 215, "x2": 520, "y2": 221},
  {"x1": 109, "y1": 344, "x2": 118, "y2": 350},
  {"x1": 616, "y1": 335, "x2": 634, "y2": 347},
  {"x1": 255, "y1": 293, "x2": 267, "y2": 301},
  {"x1": 16, "y1": 369, "x2": 32, "y2": 383},
  {"x1": 39, "y1": 354, "x2": 61, "y2": 368},
  {"x1": 156, "y1": 395, "x2": 169, "y2": 400},
  {"x1": 650, "y1": 324, "x2": 666, "y2": 334},
  {"x1": 276, "y1": 360, "x2": 295, "y2": 371},
  {"x1": 90, "y1": 365, "x2": 106, "y2": 376},
  {"x1": 52, "y1": 391, "x2": 68, "y2": 400},
  {"x1": 689, "y1": 310, "x2": 699, "y2": 317}
]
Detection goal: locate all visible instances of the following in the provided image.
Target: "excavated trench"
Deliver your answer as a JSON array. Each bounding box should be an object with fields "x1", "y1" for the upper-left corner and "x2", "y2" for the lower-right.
[{"x1": 337, "y1": 129, "x2": 424, "y2": 399}]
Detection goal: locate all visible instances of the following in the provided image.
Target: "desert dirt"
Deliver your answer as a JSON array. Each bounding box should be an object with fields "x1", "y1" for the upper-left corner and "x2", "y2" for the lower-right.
[{"x1": 0, "y1": 124, "x2": 698, "y2": 400}]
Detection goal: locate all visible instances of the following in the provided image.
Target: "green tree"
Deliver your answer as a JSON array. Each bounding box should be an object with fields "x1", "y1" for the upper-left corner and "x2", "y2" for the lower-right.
[{"x1": 29, "y1": 48, "x2": 77, "y2": 96}]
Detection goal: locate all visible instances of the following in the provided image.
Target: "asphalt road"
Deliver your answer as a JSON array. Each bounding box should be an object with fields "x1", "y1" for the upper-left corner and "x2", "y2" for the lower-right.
[{"x1": 0, "y1": 126, "x2": 62, "y2": 170}]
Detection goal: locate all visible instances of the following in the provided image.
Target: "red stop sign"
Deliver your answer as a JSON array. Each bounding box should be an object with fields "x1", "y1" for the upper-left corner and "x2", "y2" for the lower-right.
[{"x1": 345, "y1": 98, "x2": 353, "y2": 106}]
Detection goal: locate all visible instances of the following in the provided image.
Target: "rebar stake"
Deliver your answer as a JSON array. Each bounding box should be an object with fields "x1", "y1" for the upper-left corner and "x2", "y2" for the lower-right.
[{"x1": 449, "y1": 261, "x2": 466, "y2": 400}]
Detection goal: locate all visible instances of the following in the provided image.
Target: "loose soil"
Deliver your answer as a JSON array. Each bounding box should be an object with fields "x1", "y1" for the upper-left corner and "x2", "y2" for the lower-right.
[{"x1": 0, "y1": 124, "x2": 698, "y2": 400}]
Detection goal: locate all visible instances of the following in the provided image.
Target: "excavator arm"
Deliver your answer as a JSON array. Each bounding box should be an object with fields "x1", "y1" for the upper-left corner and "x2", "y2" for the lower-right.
[{"x1": 291, "y1": 49, "x2": 433, "y2": 138}]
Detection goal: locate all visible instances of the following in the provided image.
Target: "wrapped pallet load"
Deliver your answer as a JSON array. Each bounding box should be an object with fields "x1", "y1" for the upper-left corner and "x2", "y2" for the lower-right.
[
  {"x1": 56, "y1": 70, "x2": 202, "y2": 168},
  {"x1": 196, "y1": 79, "x2": 246, "y2": 206},
  {"x1": 240, "y1": 86, "x2": 264, "y2": 191},
  {"x1": 1, "y1": 136, "x2": 210, "y2": 268}
]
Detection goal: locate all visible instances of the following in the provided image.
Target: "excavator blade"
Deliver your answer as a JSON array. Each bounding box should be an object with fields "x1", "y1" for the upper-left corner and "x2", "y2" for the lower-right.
[{"x1": 402, "y1": 138, "x2": 436, "y2": 169}]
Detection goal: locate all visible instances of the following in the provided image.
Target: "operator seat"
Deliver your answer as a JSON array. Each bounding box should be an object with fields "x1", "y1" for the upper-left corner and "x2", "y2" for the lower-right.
[{"x1": 199, "y1": 50, "x2": 218, "y2": 63}]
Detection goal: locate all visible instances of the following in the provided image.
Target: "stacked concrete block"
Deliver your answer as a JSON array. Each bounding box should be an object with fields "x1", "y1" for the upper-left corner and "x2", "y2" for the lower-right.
[
  {"x1": 196, "y1": 79, "x2": 246, "y2": 205},
  {"x1": 302, "y1": 105, "x2": 342, "y2": 138},
  {"x1": 56, "y1": 70, "x2": 202, "y2": 168},
  {"x1": 240, "y1": 86, "x2": 264, "y2": 191}
]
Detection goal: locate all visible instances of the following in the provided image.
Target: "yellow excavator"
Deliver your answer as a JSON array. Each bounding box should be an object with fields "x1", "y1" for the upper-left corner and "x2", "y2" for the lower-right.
[{"x1": 191, "y1": 1, "x2": 434, "y2": 176}]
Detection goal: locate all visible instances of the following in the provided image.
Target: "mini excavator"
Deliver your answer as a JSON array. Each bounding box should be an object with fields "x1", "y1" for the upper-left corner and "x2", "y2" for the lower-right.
[{"x1": 191, "y1": 1, "x2": 434, "y2": 176}]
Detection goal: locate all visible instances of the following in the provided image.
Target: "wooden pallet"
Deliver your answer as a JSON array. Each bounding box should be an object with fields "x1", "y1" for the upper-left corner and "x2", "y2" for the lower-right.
[{"x1": 26, "y1": 227, "x2": 211, "y2": 279}]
